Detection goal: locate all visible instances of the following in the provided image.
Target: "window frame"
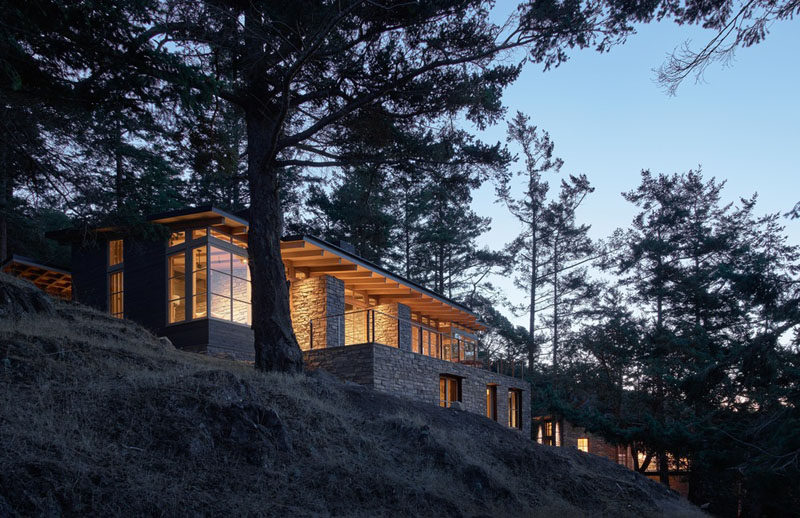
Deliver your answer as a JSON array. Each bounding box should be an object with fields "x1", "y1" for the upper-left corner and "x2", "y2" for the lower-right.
[
  {"x1": 107, "y1": 239, "x2": 124, "y2": 318},
  {"x1": 577, "y1": 438, "x2": 589, "y2": 453},
  {"x1": 439, "y1": 374, "x2": 462, "y2": 408},
  {"x1": 164, "y1": 226, "x2": 251, "y2": 328},
  {"x1": 486, "y1": 384, "x2": 498, "y2": 421},
  {"x1": 508, "y1": 388, "x2": 523, "y2": 430}
]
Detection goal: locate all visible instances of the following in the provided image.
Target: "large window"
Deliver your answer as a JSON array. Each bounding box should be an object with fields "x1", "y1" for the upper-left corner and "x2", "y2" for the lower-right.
[
  {"x1": 486, "y1": 384, "x2": 497, "y2": 421},
  {"x1": 439, "y1": 375, "x2": 461, "y2": 408},
  {"x1": 192, "y1": 247, "x2": 208, "y2": 319},
  {"x1": 508, "y1": 389, "x2": 522, "y2": 429},
  {"x1": 109, "y1": 271, "x2": 124, "y2": 318},
  {"x1": 209, "y1": 246, "x2": 251, "y2": 324},
  {"x1": 166, "y1": 230, "x2": 251, "y2": 326},
  {"x1": 168, "y1": 252, "x2": 186, "y2": 323}
]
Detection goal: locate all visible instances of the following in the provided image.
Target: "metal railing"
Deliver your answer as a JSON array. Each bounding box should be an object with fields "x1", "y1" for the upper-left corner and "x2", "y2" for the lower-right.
[{"x1": 308, "y1": 309, "x2": 478, "y2": 365}]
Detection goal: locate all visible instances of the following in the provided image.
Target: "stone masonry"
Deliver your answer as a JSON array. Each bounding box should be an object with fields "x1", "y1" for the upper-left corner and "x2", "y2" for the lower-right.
[
  {"x1": 304, "y1": 342, "x2": 530, "y2": 433},
  {"x1": 372, "y1": 303, "x2": 411, "y2": 350},
  {"x1": 290, "y1": 275, "x2": 344, "y2": 350}
]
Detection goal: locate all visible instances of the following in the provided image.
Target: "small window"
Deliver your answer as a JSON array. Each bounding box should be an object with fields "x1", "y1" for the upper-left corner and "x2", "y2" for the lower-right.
[
  {"x1": 192, "y1": 228, "x2": 208, "y2": 240},
  {"x1": 508, "y1": 389, "x2": 522, "y2": 429},
  {"x1": 486, "y1": 385, "x2": 497, "y2": 421},
  {"x1": 439, "y1": 375, "x2": 461, "y2": 408},
  {"x1": 109, "y1": 240, "x2": 123, "y2": 267},
  {"x1": 168, "y1": 252, "x2": 186, "y2": 323},
  {"x1": 168, "y1": 231, "x2": 185, "y2": 247},
  {"x1": 109, "y1": 271, "x2": 124, "y2": 318},
  {"x1": 578, "y1": 438, "x2": 589, "y2": 453}
]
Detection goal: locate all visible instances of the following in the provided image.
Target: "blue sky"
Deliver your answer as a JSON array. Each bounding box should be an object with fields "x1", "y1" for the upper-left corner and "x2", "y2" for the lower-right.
[{"x1": 470, "y1": 14, "x2": 800, "y2": 326}]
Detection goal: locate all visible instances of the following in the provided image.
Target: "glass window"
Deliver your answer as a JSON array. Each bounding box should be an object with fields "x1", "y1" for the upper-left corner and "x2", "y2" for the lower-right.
[
  {"x1": 109, "y1": 271, "x2": 123, "y2": 318},
  {"x1": 231, "y1": 234, "x2": 247, "y2": 248},
  {"x1": 508, "y1": 389, "x2": 522, "y2": 429},
  {"x1": 192, "y1": 247, "x2": 208, "y2": 318},
  {"x1": 168, "y1": 252, "x2": 186, "y2": 323},
  {"x1": 209, "y1": 228, "x2": 232, "y2": 243},
  {"x1": 439, "y1": 375, "x2": 461, "y2": 408},
  {"x1": 168, "y1": 231, "x2": 185, "y2": 247},
  {"x1": 109, "y1": 240, "x2": 123, "y2": 267},
  {"x1": 210, "y1": 246, "x2": 231, "y2": 272},
  {"x1": 577, "y1": 438, "x2": 589, "y2": 453},
  {"x1": 486, "y1": 385, "x2": 497, "y2": 421},
  {"x1": 192, "y1": 228, "x2": 207, "y2": 240},
  {"x1": 232, "y1": 255, "x2": 249, "y2": 280}
]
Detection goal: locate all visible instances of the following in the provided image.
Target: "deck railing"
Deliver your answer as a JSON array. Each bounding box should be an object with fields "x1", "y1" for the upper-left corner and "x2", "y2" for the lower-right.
[{"x1": 308, "y1": 309, "x2": 479, "y2": 365}]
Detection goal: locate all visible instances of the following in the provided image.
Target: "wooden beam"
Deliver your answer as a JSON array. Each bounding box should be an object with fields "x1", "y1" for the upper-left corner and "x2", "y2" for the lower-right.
[
  {"x1": 307, "y1": 264, "x2": 358, "y2": 273},
  {"x1": 348, "y1": 281, "x2": 399, "y2": 290},
  {"x1": 280, "y1": 241, "x2": 305, "y2": 250},
  {"x1": 341, "y1": 277, "x2": 389, "y2": 285},
  {"x1": 324, "y1": 271, "x2": 375, "y2": 278},
  {"x1": 280, "y1": 249, "x2": 325, "y2": 258},
  {"x1": 286, "y1": 257, "x2": 342, "y2": 267}
]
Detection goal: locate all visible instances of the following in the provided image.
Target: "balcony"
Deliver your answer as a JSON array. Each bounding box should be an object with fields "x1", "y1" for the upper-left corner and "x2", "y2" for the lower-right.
[{"x1": 308, "y1": 309, "x2": 480, "y2": 365}]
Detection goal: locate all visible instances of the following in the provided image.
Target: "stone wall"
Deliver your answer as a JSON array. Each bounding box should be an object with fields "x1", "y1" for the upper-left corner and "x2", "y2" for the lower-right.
[
  {"x1": 372, "y1": 303, "x2": 411, "y2": 350},
  {"x1": 560, "y1": 419, "x2": 619, "y2": 462},
  {"x1": 304, "y1": 342, "x2": 530, "y2": 433},
  {"x1": 290, "y1": 275, "x2": 344, "y2": 350}
]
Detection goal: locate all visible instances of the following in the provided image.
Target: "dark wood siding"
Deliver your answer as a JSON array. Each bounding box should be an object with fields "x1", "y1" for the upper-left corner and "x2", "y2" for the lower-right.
[
  {"x1": 208, "y1": 319, "x2": 254, "y2": 361},
  {"x1": 162, "y1": 320, "x2": 209, "y2": 353},
  {"x1": 124, "y1": 238, "x2": 167, "y2": 332},
  {"x1": 71, "y1": 243, "x2": 107, "y2": 311}
]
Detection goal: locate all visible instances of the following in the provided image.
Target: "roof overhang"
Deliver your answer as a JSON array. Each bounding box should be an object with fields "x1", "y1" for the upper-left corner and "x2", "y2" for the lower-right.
[
  {"x1": 1, "y1": 255, "x2": 72, "y2": 299},
  {"x1": 280, "y1": 235, "x2": 486, "y2": 332}
]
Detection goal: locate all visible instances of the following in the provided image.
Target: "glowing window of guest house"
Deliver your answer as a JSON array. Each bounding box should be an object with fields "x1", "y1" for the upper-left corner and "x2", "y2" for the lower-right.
[
  {"x1": 109, "y1": 271, "x2": 124, "y2": 318},
  {"x1": 108, "y1": 239, "x2": 123, "y2": 267},
  {"x1": 169, "y1": 231, "x2": 185, "y2": 247},
  {"x1": 167, "y1": 252, "x2": 186, "y2": 323},
  {"x1": 208, "y1": 246, "x2": 251, "y2": 325},
  {"x1": 192, "y1": 247, "x2": 208, "y2": 319},
  {"x1": 577, "y1": 438, "x2": 589, "y2": 453}
]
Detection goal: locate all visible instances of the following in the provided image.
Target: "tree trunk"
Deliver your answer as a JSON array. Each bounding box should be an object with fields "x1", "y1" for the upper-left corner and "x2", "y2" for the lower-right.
[
  {"x1": 528, "y1": 215, "x2": 537, "y2": 367},
  {"x1": 0, "y1": 163, "x2": 8, "y2": 260},
  {"x1": 246, "y1": 114, "x2": 303, "y2": 373},
  {"x1": 552, "y1": 231, "x2": 559, "y2": 369},
  {"x1": 657, "y1": 450, "x2": 671, "y2": 487}
]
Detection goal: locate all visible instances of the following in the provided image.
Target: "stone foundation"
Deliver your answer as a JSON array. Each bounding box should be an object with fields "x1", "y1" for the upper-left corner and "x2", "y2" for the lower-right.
[{"x1": 305, "y1": 342, "x2": 530, "y2": 432}]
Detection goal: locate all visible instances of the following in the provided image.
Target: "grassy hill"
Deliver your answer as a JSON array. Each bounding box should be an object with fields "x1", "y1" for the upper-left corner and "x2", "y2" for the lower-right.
[{"x1": 0, "y1": 273, "x2": 702, "y2": 517}]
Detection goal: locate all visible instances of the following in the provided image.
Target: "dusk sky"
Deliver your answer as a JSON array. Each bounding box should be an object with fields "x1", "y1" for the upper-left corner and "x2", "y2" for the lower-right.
[{"x1": 472, "y1": 13, "x2": 800, "y2": 326}]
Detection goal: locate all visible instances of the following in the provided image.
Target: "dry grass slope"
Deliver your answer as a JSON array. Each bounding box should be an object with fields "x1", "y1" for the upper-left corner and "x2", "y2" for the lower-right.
[{"x1": 0, "y1": 273, "x2": 703, "y2": 517}]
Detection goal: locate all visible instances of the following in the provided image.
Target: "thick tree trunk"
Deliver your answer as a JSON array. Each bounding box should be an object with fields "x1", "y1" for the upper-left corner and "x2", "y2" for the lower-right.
[
  {"x1": 0, "y1": 166, "x2": 8, "y2": 260},
  {"x1": 246, "y1": 114, "x2": 303, "y2": 372}
]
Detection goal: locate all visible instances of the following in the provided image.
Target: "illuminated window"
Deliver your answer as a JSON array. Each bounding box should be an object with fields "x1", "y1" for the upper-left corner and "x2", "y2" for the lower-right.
[
  {"x1": 577, "y1": 438, "x2": 589, "y2": 453},
  {"x1": 192, "y1": 247, "x2": 208, "y2": 319},
  {"x1": 486, "y1": 384, "x2": 497, "y2": 421},
  {"x1": 231, "y1": 234, "x2": 247, "y2": 248},
  {"x1": 208, "y1": 246, "x2": 251, "y2": 325},
  {"x1": 109, "y1": 271, "x2": 124, "y2": 318},
  {"x1": 210, "y1": 228, "x2": 232, "y2": 243},
  {"x1": 439, "y1": 375, "x2": 461, "y2": 408},
  {"x1": 168, "y1": 231, "x2": 185, "y2": 247},
  {"x1": 168, "y1": 252, "x2": 186, "y2": 323},
  {"x1": 508, "y1": 389, "x2": 522, "y2": 429},
  {"x1": 109, "y1": 239, "x2": 123, "y2": 266},
  {"x1": 192, "y1": 228, "x2": 207, "y2": 240}
]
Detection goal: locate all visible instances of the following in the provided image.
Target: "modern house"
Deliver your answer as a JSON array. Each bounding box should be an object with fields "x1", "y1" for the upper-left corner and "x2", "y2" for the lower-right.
[{"x1": 42, "y1": 206, "x2": 529, "y2": 431}]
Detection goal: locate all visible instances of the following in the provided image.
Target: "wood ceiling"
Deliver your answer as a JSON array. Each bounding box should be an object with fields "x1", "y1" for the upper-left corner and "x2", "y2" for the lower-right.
[{"x1": 2, "y1": 258, "x2": 72, "y2": 300}]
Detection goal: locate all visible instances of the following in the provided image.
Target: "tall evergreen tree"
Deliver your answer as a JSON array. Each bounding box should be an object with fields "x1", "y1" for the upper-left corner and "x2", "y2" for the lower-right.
[{"x1": 499, "y1": 112, "x2": 561, "y2": 368}]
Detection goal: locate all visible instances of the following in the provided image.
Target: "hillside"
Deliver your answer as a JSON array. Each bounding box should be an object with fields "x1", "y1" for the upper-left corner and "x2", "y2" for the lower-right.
[{"x1": 0, "y1": 273, "x2": 702, "y2": 517}]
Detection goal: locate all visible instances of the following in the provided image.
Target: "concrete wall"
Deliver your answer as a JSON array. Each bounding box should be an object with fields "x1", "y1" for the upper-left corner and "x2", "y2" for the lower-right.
[
  {"x1": 290, "y1": 275, "x2": 344, "y2": 350},
  {"x1": 305, "y1": 342, "x2": 530, "y2": 433}
]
